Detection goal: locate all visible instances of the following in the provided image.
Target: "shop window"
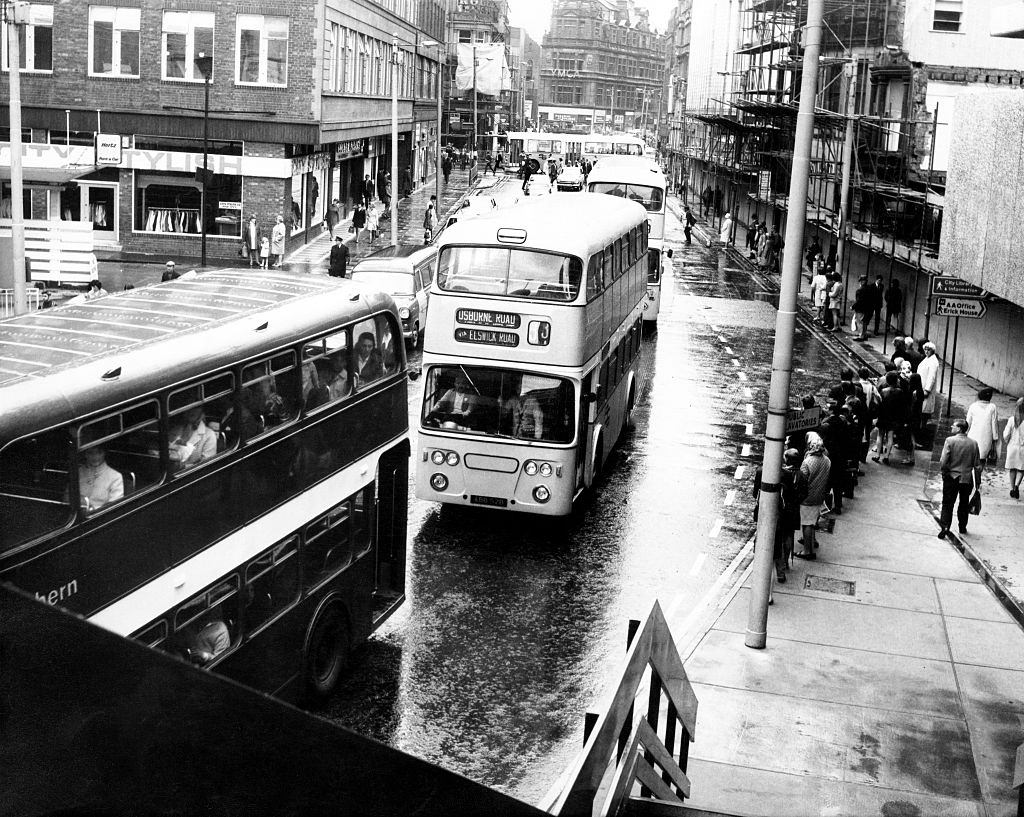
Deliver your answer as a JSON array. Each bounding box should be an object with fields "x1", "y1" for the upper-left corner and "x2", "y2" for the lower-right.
[
  {"x1": 2, "y1": 3, "x2": 53, "y2": 73},
  {"x1": 89, "y1": 6, "x2": 140, "y2": 77},
  {"x1": 162, "y1": 10, "x2": 214, "y2": 81},
  {"x1": 134, "y1": 171, "x2": 242, "y2": 237},
  {"x1": 236, "y1": 14, "x2": 288, "y2": 86}
]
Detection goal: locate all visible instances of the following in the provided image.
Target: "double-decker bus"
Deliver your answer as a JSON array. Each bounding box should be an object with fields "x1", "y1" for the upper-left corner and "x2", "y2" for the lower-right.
[
  {"x1": 416, "y1": 196, "x2": 648, "y2": 516},
  {"x1": 504, "y1": 132, "x2": 645, "y2": 173},
  {"x1": 0, "y1": 271, "x2": 409, "y2": 700},
  {"x1": 586, "y1": 157, "x2": 670, "y2": 323}
]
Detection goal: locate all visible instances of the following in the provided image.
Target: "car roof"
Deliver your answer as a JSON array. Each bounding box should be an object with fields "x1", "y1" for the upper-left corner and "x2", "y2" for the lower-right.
[{"x1": 365, "y1": 244, "x2": 436, "y2": 261}]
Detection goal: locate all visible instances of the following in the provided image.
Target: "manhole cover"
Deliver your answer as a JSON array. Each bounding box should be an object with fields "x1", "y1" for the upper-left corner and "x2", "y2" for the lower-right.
[{"x1": 805, "y1": 575, "x2": 856, "y2": 595}]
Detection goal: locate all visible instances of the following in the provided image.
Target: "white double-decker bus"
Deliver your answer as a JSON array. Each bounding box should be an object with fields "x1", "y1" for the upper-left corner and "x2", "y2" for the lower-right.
[
  {"x1": 504, "y1": 132, "x2": 645, "y2": 172},
  {"x1": 416, "y1": 196, "x2": 649, "y2": 515},
  {"x1": 586, "y1": 158, "x2": 669, "y2": 323}
]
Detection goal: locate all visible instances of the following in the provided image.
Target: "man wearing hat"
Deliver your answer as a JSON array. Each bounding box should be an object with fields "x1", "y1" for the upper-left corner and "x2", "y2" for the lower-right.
[
  {"x1": 161, "y1": 260, "x2": 180, "y2": 282},
  {"x1": 328, "y1": 235, "x2": 350, "y2": 278},
  {"x1": 851, "y1": 274, "x2": 873, "y2": 341}
]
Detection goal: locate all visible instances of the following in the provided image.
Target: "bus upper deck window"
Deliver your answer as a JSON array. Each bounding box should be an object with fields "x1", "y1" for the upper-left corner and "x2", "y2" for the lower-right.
[
  {"x1": 242, "y1": 352, "x2": 298, "y2": 432},
  {"x1": 0, "y1": 430, "x2": 74, "y2": 552},
  {"x1": 78, "y1": 401, "x2": 161, "y2": 514}
]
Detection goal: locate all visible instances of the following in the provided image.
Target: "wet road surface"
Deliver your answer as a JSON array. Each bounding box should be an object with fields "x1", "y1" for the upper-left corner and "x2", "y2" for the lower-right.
[{"x1": 319, "y1": 191, "x2": 847, "y2": 803}]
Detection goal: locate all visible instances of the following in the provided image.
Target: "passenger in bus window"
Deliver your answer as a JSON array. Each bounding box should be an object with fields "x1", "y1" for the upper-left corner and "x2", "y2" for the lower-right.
[
  {"x1": 354, "y1": 332, "x2": 384, "y2": 385},
  {"x1": 186, "y1": 616, "x2": 230, "y2": 665},
  {"x1": 324, "y1": 353, "x2": 352, "y2": 400},
  {"x1": 169, "y1": 407, "x2": 218, "y2": 469},
  {"x1": 78, "y1": 444, "x2": 124, "y2": 513},
  {"x1": 247, "y1": 376, "x2": 286, "y2": 426},
  {"x1": 513, "y1": 393, "x2": 546, "y2": 440},
  {"x1": 301, "y1": 361, "x2": 330, "y2": 411},
  {"x1": 377, "y1": 318, "x2": 399, "y2": 374}
]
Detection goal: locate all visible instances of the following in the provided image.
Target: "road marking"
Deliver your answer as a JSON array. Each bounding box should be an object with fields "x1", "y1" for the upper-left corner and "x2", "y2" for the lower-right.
[
  {"x1": 738, "y1": 372, "x2": 748, "y2": 381},
  {"x1": 741, "y1": 443, "x2": 752, "y2": 457},
  {"x1": 732, "y1": 358, "x2": 740, "y2": 367},
  {"x1": 718, "y1": 335, "x2": 727, "y2": 343},
  {"x1": 745, "y1": 423, "x2": 754, "y2": 435},
  {"x1": 709, "y1": 323, "x2": 719, "y2": 332},
  {"x1": 734, "y1": 465, "x2": 746, "y2": 479},
  {"x1": 746, "y1": 403, "x2": 754, "y2": 416},
  {"x1": 725, "y1": 346, "x2": 734, "y2": 355},
  {"x1": 724, "y1": 489, "x2": 737, "y2": 506},
  {"x1": 743, "y1": 387, "x2": 752, "y2": 398},
  {"x1": 709, "y1": 518, "x2": 723, "y2": 538},
  {"x1": 687, "y1": 552, "x2": 708, "y2": 577}
]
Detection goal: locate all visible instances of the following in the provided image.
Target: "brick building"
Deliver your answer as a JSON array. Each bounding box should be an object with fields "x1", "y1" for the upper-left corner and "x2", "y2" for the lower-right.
[
  {"x1": 538, "y1": 0, "x2": 664, "y2": 134},
  {"x1": 1, "y1": 0, "x2": 444, "y2": 261}
]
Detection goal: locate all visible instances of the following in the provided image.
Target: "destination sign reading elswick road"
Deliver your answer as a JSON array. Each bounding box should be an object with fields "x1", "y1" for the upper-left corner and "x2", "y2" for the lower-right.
[
  {"x1": 454, "y1": 328, "x2": 520, "y2": 347},
  {"x1": 455, "y1": 309, "x2": 521, "y2": 329}
]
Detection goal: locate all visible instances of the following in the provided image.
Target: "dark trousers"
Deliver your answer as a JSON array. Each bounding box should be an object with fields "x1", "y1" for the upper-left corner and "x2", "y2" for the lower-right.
[
  {"x1": 940, "y1": 475, "x2": 973, "y2": 531},
  {"x1": 684, "y1": 225, "x2": 692, "y2": 244}
]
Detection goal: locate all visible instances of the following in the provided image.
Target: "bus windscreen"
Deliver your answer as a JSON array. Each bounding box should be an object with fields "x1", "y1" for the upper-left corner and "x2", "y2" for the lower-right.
[
  {"x1": 589, "y1": 182, "x2": 664, "y2": 213},
  {"x1": 422, "y1": 365, "x2": 575, "y2": 443},
  {"x1": 438, "y1": 247, "x2": 582, "y2": 301}
]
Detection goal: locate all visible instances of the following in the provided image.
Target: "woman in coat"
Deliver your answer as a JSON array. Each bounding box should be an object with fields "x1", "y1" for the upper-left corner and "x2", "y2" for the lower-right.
[
  {"x1": 966, "y1": 387, "x2": 1001, "y2": 468},
  {"x1": 1003, "y1": 397, "x2": 1024, "y2": 499},
  {"x1": 270, "y1": 215, "x2": 286, "y2": 268}
]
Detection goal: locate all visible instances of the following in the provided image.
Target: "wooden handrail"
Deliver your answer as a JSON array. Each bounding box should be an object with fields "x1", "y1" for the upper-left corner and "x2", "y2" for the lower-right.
[{"x1": 544, "y1": 601, "x2": 698, "y2": 817}]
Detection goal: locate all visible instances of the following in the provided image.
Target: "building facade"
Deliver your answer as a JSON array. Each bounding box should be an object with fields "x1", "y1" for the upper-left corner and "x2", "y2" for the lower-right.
[
  {"x1": 444, "y1": 0, "x2": 510, "y2": 152},
  {"x1": 538, "y1": 0, "x2": 664, "y2": 134},
  {"x1": 679, "y1": 0, "x2": 1024, "y2": 395},
  {"x1": 0, "y1": 0, "x2": 444, "y2": 261},
  {"x1": 663, "y1": 0, "x2": 692, "y2": 189},
  {"x1": 508, "y1": 26, "x2": 541, "y2": 131}
]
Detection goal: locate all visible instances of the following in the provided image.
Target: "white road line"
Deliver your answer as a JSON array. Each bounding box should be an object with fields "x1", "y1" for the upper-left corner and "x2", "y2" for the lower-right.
[
  {"x1": 718, "y1": 335, "x2": 728, "y2": 343},
  {"x1": 743, "y1": 387, "x2": 752, "y2": 398},
  {"x1": 709, "y1": 518, "x2": 723, "y2": 538},
  {"x1": 734, "y1": 465, "x2": 746, "y2": 479},
  {"x1": 687, "y1": 552, "x2": 708, "y2": 577},
  {"x1": 746, "y1": 403, "x2": 754, "y2": 416},
  {"x1": 709, "y1": 324, "x2": 719, "y2": 332},
  {"x1": 738, "y1": 372, "x2": 748, "y2": 381},
  {"x1": 741, "y1": 443, "x2": 752, "y2": 457},
  {"x1": 732, "y1": 358, "x2": 740, "y2": 367},
  {"x1": 724, "y1": 489, "x2": 737, "y2": 506},
  {"x1": 745, "y1": 423, "x2": 754, "y2": 435}
]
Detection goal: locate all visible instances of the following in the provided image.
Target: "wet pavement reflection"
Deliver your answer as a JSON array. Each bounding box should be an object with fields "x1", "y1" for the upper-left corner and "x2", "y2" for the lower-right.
[{"x1": 320, "y1": 198, "x2": 850, "y2": 803}]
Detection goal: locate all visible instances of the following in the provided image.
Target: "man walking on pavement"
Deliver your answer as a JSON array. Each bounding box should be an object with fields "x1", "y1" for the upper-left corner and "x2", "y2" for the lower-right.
[
  {"x1": 683, "y1": 205, "x2": 696, "y2": 244},
  {"x1": 423, "y1": 195, "x2": 438, "y2": 244},
  {"x1": 852, "y1": 275, "x2": 873, "y2": 340},
  {"x1": 870, "y1": 274, "x2": 885, "y2": 335},
  {"x1": 329, "y1": 235, "x2": 350, "y2": 278},
  {"x1": 938, "y1": 418, "x2": 981, "y2": 538},
  {"x1": 362, "y1": 175, "x2": 375, "y2": 207}
]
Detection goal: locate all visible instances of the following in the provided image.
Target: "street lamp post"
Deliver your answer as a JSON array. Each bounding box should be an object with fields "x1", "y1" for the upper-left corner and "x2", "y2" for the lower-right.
[
  {"x1": 6, "y1": 0, "x2": 27, "y2": 314},
  {"x1": 196, "y1": 53, "x2": 213, "y2": 269},
  {"x1": 391, "y1": 36, "x2": 399, "y2": 247}
]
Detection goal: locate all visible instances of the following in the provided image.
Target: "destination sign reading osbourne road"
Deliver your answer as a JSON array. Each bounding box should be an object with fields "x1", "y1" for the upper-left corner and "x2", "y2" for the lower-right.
[
  {"x1": 934, "y1": 296, "x2": 987, "y2": 319},
  {"x1": 455, "y1": 308, "x2": 521, "y2": 329},
  {"x1": 454, "y1": 327, "x2": 520, "y2": 347},
  {"x1": 930, "y1": 276, "x2": 987, "y2": 298}
]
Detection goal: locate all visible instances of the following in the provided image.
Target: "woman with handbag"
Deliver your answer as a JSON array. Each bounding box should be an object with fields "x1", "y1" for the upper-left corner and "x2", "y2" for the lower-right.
[{"x1": 1004, "y1": 397, "x2": 1024, "y2": 499}]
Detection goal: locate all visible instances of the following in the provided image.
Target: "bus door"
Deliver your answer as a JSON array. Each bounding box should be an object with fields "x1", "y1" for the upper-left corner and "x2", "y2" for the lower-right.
[
  {"x1": 374, "y1": 442, "x2": 408, "y2": 612},
  {"x1": 577, "y1": 371, "x2": 595, "y2": 489}
]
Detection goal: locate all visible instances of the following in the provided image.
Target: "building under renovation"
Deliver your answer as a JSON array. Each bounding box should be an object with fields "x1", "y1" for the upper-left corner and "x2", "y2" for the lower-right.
[{"x1": 677, "y1": 0, "x2": 1024, "y2": 395}]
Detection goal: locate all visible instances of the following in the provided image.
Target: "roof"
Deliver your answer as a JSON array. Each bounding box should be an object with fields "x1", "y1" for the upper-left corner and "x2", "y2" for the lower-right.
[
  {"x1": 587, "y1": 159, "x2": 666, "y2": 186},
  {"x1": 365, "y1": 244, "x2": 437, "y2": 261},
  {"x1": 436, "y1": 195, "x2": 648, "y2": 259}
]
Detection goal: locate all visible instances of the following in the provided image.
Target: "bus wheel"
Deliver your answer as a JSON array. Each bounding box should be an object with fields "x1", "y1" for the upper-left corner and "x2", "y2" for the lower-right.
[
  {"x1": 626, "y1": 382, "x2": 637, "y2": 427},
  {"x1": 305, "y1": 604, "x2": 350, "y2": 699}
]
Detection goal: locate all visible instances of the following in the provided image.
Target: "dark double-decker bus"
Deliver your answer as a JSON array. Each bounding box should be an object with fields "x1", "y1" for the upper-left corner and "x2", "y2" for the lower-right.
[{"x1": 0, "y1": 271, "x2": 409, "y2": 700}]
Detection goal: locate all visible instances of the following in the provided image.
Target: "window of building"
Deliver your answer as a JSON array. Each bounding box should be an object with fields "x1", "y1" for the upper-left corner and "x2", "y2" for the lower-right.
[
  {"x1": 89, "y1": 6, "x2": 140, "y2": 77},
  {"x1": 236, "y1": 14, "x2": 288, "y2": 85},
  {"x1": 2, "y1": 3, "x2": 53, "y2": 73},
  {"x1": 933, "y1": 0, "x2": 963, "y2": 32},
  {"x1": 162, "y1": 10, "x2": 214, "y2": 81},
  {"x1": 133, "y1": 170, "x2": 242, "y2": 238}
]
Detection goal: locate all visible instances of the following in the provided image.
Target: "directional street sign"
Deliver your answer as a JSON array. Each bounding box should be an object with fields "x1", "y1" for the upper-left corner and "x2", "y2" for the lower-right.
[
  {"x1": 931, "y1": 276, "x2": 988, "y2": 298},
  {"x1": 785, "y1": 405, "x2": 822, "y2": 434},
  {"x1": 934, "y1": 296, "x2": 987, "y2": 319}
]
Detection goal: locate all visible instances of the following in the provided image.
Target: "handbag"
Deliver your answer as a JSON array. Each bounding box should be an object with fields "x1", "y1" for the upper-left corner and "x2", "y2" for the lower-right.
[{"x1": 968, "y1": 489, "x2": 982, "y2": 516}]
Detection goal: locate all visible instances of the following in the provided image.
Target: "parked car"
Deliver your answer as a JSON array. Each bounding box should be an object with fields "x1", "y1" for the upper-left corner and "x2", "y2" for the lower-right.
[
  {"x1": 556, "y1": 165, "x2": 584, "y2": 192},
  {"x1": 350, "y1": 244, "x2": 436, "y2": 349}
]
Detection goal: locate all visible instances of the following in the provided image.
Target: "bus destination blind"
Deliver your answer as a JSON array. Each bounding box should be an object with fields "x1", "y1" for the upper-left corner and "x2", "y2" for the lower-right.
[{"x1": 454, "y1": 309, "x2": 521, "y2": 347}]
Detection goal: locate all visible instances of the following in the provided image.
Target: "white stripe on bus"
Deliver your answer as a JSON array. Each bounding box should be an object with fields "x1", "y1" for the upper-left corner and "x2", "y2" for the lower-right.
[{"x1": 88, "y1": 445, "x2": 392, "y2": 637}]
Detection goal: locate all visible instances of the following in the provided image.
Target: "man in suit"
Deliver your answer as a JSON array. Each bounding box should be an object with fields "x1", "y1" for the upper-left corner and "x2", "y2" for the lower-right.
[
  {"x1": 328, "y1": 235, "x2": 349, "y2": 278},
  {"x1": 937, "y1": 418, "x2": 981, "y2": 538}
]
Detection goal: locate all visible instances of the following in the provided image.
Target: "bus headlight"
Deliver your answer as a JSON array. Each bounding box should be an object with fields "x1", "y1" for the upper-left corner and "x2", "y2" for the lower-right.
[
  {"x1": 430, "y1": 473, "x2": 449, "y2": 491},
  {"x1": 399, "y1": 306, "x2": 411, "y2": 319},
  {"x1": 539, "y1": 462, "x2": 553, "y2": 477},
  {"x1": 524, "y1": 460, "x2": 538, "y2": 476},
  {"x1": 431, "y1": 450, "x2": 446, "y2": 465},
  {"x1": 445, "y1": 451, "x2": 460, "y2": 466},
  {"x1": 533, "y1": 485, "x2": 550, "y2": 503}
]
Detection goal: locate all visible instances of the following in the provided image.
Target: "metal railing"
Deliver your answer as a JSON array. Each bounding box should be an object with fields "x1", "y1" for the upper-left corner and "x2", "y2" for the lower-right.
[
  {"x1": 543, "y1": 601, "x2": 698, "y2": 817},
  {"x1": 0, "y1": 287, "x2": 41, "y2": 317}
]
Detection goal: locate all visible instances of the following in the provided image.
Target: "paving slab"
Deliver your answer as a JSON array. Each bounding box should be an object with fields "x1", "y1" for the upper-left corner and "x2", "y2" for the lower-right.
[
  {"x1": 936, "y1": 579, "x2": 1019, "y2": 623},
  {"x1": 944, "y1": 615, "x2": 1024, "y2": 670}
]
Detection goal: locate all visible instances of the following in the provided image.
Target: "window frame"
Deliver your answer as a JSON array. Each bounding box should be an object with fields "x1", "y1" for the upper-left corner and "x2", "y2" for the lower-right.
[
  {"x1": 88, "y1": 6, "x2": 141, "y2": 78},
  {"x1": 1, "y1": 2, "x2": 53, "y2": 73},
  {"x1": 161, "y1": 10, "x2": 215, "y2": 83},
  {"x1": 235, "y1": 13, "x2": 289, "y2": 87}
]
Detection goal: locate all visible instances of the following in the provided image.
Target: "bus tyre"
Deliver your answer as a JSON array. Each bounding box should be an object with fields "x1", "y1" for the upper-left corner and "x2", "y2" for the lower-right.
[
  {"x1": 406, "y1": 324, "x2": 420, "y2": 351},
  {"x1": 626, "y1": 382, "x2": 637, "y2": 427},
  {"x1": 589, "y1": 433, "x2": 604, "y2": 489},
  {"x1": 305, "y1": 604, "x2": 350, "y2": 699}
]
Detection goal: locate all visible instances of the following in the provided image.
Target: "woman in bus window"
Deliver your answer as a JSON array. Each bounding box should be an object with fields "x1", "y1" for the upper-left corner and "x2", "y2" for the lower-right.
[
  {"x1": 78, "y1": 444, "x2": 124, "y2": 513},
  {"x1": 169, "y1": 407, "x2": 218, "y2": 469},
  {"x1": 301, "y1": 362, "x2": 330, "y2": 411}
]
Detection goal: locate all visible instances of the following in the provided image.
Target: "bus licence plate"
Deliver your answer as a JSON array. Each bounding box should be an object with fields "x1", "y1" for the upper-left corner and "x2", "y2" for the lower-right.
[{"x1": 470, "y1": 495, "x2": 508, "y2": 508}]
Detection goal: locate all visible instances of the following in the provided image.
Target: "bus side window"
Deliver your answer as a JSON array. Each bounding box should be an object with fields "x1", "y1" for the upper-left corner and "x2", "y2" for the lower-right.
[
  {"x1": 303, "y1": 500, "x2": 354, "y2": 589},
  {"x1": 242, "y1": 352, "x2": 298, "y2": 432},
  {"x1": 586, "y1": 251, "x2": 602, "y2": 301},
  {"x1": 375, "y1": 313, "x2": 401, "y2": 375},
  {"x1": 168, "y1": 372, "x2": 234, "y2": 474},
  {"x1": 173, "y1": 577, "x2": 239, "y2": 665},
  {"x1": 245, "y1": 536, "x2": 300, "y2": 634},
  {"x1": 78, "y1": 401, "x2": 162, "y2": 515},
  {"x1": 0, "y1": 429, "x2": 74, "y2": 552},
  {"x1": 352, "y1": 484, "x2": 374, "y2": 557}
]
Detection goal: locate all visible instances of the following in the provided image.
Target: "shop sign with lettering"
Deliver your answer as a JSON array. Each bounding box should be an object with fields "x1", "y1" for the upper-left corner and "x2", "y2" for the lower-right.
[{"x1": 95, "y1": 134, "x2": 121, "y2": 165}]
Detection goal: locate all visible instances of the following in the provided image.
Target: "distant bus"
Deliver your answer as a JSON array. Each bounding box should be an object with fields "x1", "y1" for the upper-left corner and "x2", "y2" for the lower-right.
[
  {"x1": 586, "y1": 158, "x2": 669, "y2": 323},
  {"x1": 0, "y1": 271, "x2": 410, "y2": 701},
  {"x1": 416, "y1": 196, "x2": 648, "y2": 515},
  {"x1": 504, "y1": 132, "x2": 644, "y2": 172}
]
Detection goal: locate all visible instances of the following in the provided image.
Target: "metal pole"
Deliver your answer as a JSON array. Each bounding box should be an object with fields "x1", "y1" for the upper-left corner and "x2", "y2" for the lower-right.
[
  {"x1": 746, "y1": 0, "x2": 824, "y2": 650},
  {"x1": 201, "y1": 66, "x2": 210, "y2": 269},
  {"x1": 921, "y1": 106, "x2": 939, "y2": 341},
  {"x1": 472, "y1": 45, "x2": 478, "y2": 163},
  {"x1": 837, "y1": 59, "x2": 857, "y2": 321},
  {"x1": 946, "y1": 316, "x2": 960, "y2": 417},
  {"x1": 939, "y1": 316, "x2": 950, "y2": 392},
  {"x1": 7, "y1": 6, "x2": 27, "y2": 313},
  {"x1": 391, "y1": 37, "x2": 399, "y2": 247},
  {"x1": 435, "y1": 43, "x2": 442, "y2": 205}
]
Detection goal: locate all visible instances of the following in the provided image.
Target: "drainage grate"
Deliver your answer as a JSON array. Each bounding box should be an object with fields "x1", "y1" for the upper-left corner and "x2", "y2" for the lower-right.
[{"x1": 804, "y1": 575, "x2": 856, "y2": 596}]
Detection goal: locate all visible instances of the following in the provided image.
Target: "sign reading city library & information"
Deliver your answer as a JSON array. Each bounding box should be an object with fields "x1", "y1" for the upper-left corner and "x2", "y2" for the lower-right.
[{"x1": 930, "y1": 276, "x2": 987, "y2": 298}]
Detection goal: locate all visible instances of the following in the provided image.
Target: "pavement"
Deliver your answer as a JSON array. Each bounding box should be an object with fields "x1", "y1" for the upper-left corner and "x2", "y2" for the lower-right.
[
  {"x1": 664, "y1": 194, "x2": 1024, "y2": 817},
  {"x1": 83, "y1": 168, "x2": 481, "y2": 292}
]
